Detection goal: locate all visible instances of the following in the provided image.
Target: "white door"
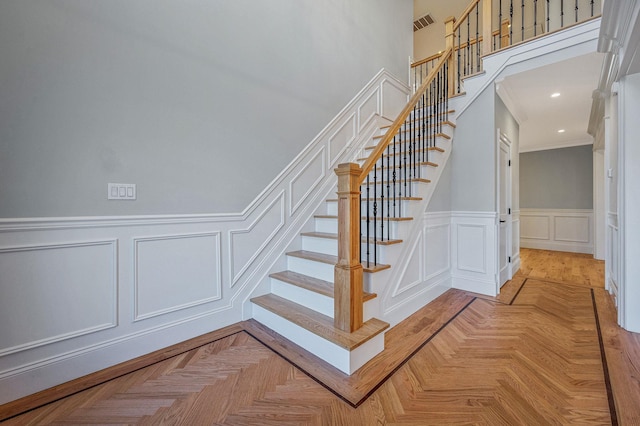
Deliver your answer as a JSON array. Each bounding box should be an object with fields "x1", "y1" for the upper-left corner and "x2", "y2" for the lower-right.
[{"x1": 498, "y1": 135, "x2": 512, "y2": 287}]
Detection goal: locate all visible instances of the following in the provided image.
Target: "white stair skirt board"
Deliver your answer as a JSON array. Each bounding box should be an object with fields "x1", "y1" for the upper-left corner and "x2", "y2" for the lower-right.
[{"x1": 252, "y1": 304, "x2": 385, "y2": 375}]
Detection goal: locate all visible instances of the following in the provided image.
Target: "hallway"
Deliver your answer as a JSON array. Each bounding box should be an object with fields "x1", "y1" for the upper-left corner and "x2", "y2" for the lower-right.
[{"x1": 4, "y1": 249, "x2": 637, "y2": 425}]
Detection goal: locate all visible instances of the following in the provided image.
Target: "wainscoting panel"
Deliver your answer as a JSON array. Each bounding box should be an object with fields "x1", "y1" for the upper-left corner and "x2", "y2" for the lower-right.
[
  {"x1": 511, "y1": 212, "x2": 521, "y2": 273},
  {"x1": 606, "y1": 212, "x2": 619, "y2": 305},
  {"x1": 358, "y1": 88, "x2": 380, "y2": 131},
  {"x1": 134, "y1": 233, "x2": 222, "y2": 321},
  {"x1": 0, "y1": 68, "x2": 411, "y2": 405},
  {"x1": 451, "y1": 212, "x2": 498, "y2": 296},
  {"x1": 328, "y1": 114, "x2": 356, "y2": 168},
  {"x1": 0, "y1": 241, "x2": 117, "y2": 356},
  {"x1": 381, "y1": 78, "x2": 409, "y2": 120},
  {"x1": 392, "y1": 232, "x2": 424, "y2": 296},
  {"x1": 520, "y1": 209, "x2": 593, "y2": 254},
  {"x1": 229, "y1": 193, "x2": 286, "y2": 286},
  {"x1": 424, "y1": 220, "x2": 451, "y2": 281},
  {"x1": 290, "y1": 148, "x2": 326, "y2": 216}
]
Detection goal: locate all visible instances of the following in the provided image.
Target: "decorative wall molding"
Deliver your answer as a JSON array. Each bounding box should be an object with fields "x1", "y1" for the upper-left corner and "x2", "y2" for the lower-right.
[
  {"x1": 450, "y1": 212, "x2": 498, "y2": 296},
  {"x1": 0, "y1": 68, "x2": 410, "y2": 405},
  {"x1": 229, "y1": 192, "x2": 286, "y2": 286},
  {"x1": 0, "y1": 240, "x2": 117, "y2": 357},
  {"x1": 520, "y1": 208, "x2": 594, "y2": 254},
  {"x1": 133, "y1": 232, "x2": 222, "y2": 321},
  {"x1": 290, "y1": 148, "x2": 326, "y2": 216}
]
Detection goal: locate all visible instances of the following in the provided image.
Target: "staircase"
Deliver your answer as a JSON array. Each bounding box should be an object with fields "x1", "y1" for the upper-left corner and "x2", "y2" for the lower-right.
[
  {"x1": 251, "y1": 108, "x2": 455, "y2": 374},
  {"x1": 249, "y1": 0, "x2": 601, "y2": 375}
]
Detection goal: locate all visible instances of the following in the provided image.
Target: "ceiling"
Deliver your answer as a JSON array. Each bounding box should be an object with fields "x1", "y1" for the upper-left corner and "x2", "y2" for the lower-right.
[{"x1": 496, "y1": 52, "x2": 605, "y2": 152}]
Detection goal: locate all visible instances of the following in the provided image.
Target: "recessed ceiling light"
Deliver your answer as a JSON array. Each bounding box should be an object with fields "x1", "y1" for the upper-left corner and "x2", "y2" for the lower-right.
[
  {"x1": 558, "y1": 129, "x2": 565, "y2": 133},
  {"x1": 551, "y1": 92, "x2": 561, "y2": 98}
]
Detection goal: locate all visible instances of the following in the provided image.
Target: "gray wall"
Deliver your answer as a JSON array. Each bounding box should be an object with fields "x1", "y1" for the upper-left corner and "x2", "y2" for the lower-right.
[
  {"x1": 450, "y1": 87, "x2": 496, "y2": 211},
  {"x1": 520, "y1": 145, "x2": 593, "y2": 209},
  {"x1": 0, "y1": 0, "x2": 413, "y2": 217}
]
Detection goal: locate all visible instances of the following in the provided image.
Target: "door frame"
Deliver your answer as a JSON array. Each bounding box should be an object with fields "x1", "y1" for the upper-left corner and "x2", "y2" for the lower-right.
[{"x1": 496, "y1": 129, "x2": 513, "y2": 292}]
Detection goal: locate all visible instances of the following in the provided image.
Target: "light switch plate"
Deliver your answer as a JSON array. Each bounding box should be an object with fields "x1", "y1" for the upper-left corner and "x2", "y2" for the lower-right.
[{"x1": 108, "y1": 183, "x2": 136, "y2": 200}]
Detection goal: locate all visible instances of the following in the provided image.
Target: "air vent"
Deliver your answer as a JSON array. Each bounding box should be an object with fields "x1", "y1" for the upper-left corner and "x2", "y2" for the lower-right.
[{"x1": 413, "y1": 13, "x2": 435, "y2": 31}]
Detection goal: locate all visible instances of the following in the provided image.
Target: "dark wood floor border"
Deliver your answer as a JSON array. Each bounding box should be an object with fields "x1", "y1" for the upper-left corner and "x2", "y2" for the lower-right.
[
  {"x1": 0, "y1": 324, "x2": 245, "y2": 422},
  {"x1": 353, "y1": 296, "x2": 477, "y2": 407},
  {"x1": 591, "y1": 289, "x2": 619, "y2": 426},
  {"x1": 509, "y1": 277, "x2": 528, "y2": 305},
  {"x1": 246, "y1": 297, "x2": 477, "y2": 408}
]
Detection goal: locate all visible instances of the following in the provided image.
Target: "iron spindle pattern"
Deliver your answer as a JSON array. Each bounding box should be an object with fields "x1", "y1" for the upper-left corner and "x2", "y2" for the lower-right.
[
  {"x1": 476, "y1": 2, "x2": 480, "y2": 72},
  {"x1": 359, "y1": 64, "x2": 449, "y2": 267},
  {"x1": 575, "y1": 0, "x2": 579, "y2": 22},
  {"x1": 547, "y1": 0, "x2": 550, "y2": 32},
  {"x1": 457, "y1": 25, "x2": 461, "y2": 92},
  {"x1": 561, "y1": 0, "x2": 564, "y2": 27}
]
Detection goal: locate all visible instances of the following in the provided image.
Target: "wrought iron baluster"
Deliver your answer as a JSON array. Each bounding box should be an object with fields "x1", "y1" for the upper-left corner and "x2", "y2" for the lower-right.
[
  {"x1": 575, "y1": 0, "x2": 578, "y2": 23},
  {"x1": 373, "y1": 159, "x2": 377, "y2": 266},
  {"x1": 499, "y1": 0, "x2": 503, "y2": 47},
  {"x1": 547, "y1": 0, "x2": 550, "y2": 32},
  {"x1": 521, "y1": 0, "x2": 525, "y2": 42},
  {"x1": 510, "y1": 0, "x2": 513, "y2": 44},
  {"x1": 386, "y1": 144, "x2": 390, "y2": 240},
  {"x1": 534, "y1": 0, "x2": 538, "y2": 36},
  {"x1": 591, "y1": 0, "x2": 594, "y2": 17},
  {"x1": 561, "y1": 0, "x2": 564, "y2": 27},
  {"x1": 476, "y1": 2, "x2": 480, "y2": 72},
  {"x1": 365, "y1": 175, "x2": 370, "y2": 268},
  {"x1": 392, "y1": 135, "x2": 397, "y2": 218},
  {"x1": 467, "y1": 15, "x2": 471, "y2": 75},
  {"x1": 457, "y1": 25, "x2": 461, "y2": 92}
]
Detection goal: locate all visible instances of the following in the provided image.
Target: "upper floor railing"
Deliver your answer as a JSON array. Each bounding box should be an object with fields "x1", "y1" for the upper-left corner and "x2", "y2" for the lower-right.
[{"x1": 412, "y1": 0, "x2": 601, "y2": 93}]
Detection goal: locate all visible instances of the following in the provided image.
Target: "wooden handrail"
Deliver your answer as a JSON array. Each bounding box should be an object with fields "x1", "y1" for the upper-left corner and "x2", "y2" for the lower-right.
[
  {"x1": 452, "y1": 0, "x2": 481, "y2": 32},
  {"x1": 358, "y1": 47, "x2": 453, "y2": 184},
  {"x1": 411, "y1": 52, "x2": 443, "y2": 68}
]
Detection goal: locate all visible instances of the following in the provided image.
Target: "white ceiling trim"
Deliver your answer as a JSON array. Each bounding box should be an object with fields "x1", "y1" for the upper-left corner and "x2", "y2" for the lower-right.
[{"x1": 519, "y1": 136, "x2": 594, "y2": 153}]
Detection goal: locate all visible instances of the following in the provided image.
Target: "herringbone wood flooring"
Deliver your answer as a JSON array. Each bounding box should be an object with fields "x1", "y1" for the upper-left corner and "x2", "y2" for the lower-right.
[{"x1": 4, "y1": 250, "x2": 636, "y2": 425}]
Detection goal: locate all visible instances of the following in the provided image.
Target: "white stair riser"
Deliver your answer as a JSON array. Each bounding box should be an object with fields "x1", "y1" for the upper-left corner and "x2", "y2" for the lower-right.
[
  {"x1": 271, "y1": 278, "x2": 334, "y2": 318},
  {"x1": 301, "y1": 235, "x2": 337, "y2": 256},
  {"x1": 287, "y1": 255, "x2": 334, "y2": 282},
  {"x1": 270, "y1": 277, "x2": 378, "y2": 321},
  {"x1": 315, "y1": 217, "x2": 402, "y2": 239},
  {"x1": 252, "y1": 304, "x2": 384, "y2": 374},
  {"x1": 301, "y1": 235, "x2": 396, "y2": 262}
]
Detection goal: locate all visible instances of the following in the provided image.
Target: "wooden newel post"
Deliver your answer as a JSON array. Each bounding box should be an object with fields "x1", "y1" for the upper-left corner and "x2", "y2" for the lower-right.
[
  {"x1": 334, "y1": 163, "x2": 364, "y2": 333},
  {"x1": 444, "y1": 16, "x2": 456, "y2": 97}
]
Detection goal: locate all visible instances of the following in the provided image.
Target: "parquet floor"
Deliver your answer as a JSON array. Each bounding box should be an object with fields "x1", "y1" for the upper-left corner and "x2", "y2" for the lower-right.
[{"x1": 3, "y1": 249, "x2": 638, "y2": 425}]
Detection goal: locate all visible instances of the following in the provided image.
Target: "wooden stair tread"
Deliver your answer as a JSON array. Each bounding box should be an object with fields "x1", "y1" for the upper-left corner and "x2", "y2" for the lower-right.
[
  {"x1": 325, "y1": 197, "x2": 422, "y2": 202},
  {"x1": 269, "y1": 270, "x2": 376, "y2": 302},
  {"x1": 381, "y1": 119, "x2": 456, "y2": 130},
  {"x1": 314, "y1": 215, "x2": 414, "y2": 222},
  {"x1": 372, "y1": 132, "x2": 451, "y2": 141},
  {"x1": 365, "y1": 145, "x2": 445, "y2": 153},
  {"x1": 369, "y1": 161, "x2": 438, "y2": 169},
  {"x1": 301, "y1": 231, "x2": 402, "y2": 246},
  {"x1": 250, "y1": 294, "x2": 389, "y2": 350},
  {"x1": 286, "y1": 250, "x2": 391, "y2": 273}
]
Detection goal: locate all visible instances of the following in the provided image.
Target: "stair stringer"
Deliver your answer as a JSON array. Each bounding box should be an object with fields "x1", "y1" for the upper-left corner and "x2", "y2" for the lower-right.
[{"x1": 364, "y1": 130, "x2": 455, "y2": 328}]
